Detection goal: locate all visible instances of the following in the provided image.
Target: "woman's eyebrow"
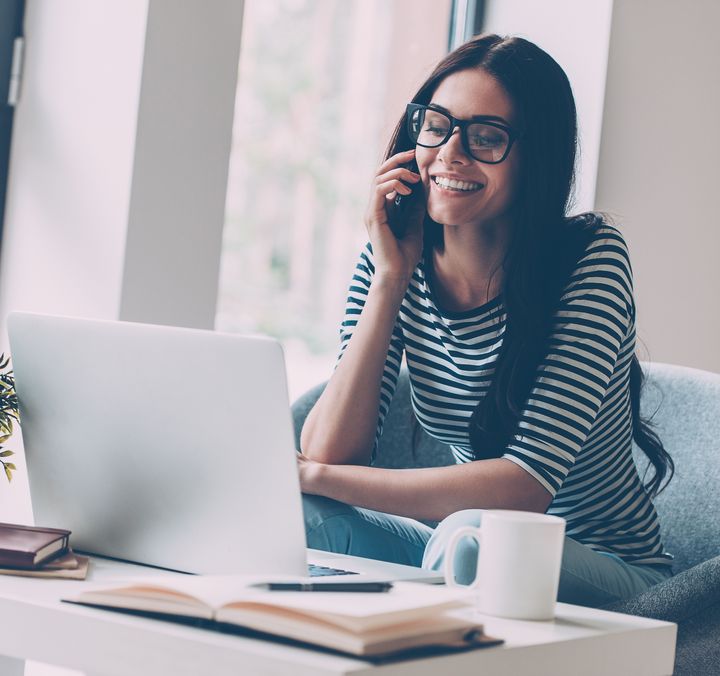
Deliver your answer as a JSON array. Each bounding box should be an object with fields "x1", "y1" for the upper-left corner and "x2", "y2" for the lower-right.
[{"x1": 428, "y1": 103, "x2": 511, "y2": 125}]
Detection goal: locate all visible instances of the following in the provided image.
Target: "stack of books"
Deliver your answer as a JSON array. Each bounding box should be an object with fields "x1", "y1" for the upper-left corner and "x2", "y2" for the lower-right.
[{"x1": 0, "y1": 522, "x2": 88, "y2": 579}]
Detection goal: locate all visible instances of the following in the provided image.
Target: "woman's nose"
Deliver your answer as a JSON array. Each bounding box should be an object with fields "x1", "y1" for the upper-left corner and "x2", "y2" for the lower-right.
[{"x1": 437, "y1": 128, "x2": 470, "y2": 164}]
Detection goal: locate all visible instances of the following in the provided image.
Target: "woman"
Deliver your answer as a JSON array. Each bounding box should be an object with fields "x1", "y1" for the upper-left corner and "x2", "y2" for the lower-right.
[{"x1": 297, "y1": 34, "x2": 674, "y2": 607}]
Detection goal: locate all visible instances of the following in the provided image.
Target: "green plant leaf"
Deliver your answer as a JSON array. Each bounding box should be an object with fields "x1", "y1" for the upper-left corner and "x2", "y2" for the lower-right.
[
  {"x1": 4, "y1": 465, "x2": 11, "y2": 482},
  {"x1": 0, "y1": 359, "x2": 19, "y2": 457},
  {"x1": 4, "y1": 463, "x2": 15, "y2": 470}
]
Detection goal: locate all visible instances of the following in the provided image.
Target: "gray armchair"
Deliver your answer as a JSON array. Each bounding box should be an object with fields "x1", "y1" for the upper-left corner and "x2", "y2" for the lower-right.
[
  {"x1": 602, "y1": 363, "x2": 720, "y2": 676},
  {"x1": 291, "y1": 362, "x2": 720, "y2": 675}
]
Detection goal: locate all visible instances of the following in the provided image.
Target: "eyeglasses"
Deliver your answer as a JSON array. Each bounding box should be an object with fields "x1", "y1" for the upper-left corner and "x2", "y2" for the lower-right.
[{"x1": 406, "y1": 103, "x2": 518, "y2": 164}]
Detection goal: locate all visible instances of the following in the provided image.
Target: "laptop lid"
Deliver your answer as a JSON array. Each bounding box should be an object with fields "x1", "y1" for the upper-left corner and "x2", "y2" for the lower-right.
[{"x1": 7, "y1": 312, "x2": 308, "y2": 576}]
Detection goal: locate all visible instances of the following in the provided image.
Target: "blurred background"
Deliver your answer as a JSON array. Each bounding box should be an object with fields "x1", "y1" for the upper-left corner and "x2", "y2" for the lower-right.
[{"x1": 215, "y1": 0, "x2": 452, "y2": 396}]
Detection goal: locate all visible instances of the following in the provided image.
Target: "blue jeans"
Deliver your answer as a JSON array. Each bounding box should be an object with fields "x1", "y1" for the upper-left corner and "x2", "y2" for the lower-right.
[{"x1": 303, "y1": 495, "x2": 673, "y2": 607}]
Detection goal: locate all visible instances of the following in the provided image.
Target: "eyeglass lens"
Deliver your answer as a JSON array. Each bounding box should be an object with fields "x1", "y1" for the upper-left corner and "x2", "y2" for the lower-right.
[{"x1": 409, "y1": 107, "x2": 510, "y2": 163}]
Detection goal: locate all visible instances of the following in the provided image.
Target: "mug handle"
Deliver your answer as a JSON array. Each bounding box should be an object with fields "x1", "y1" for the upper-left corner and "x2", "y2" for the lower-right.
[{"x1": 443, "y1": 525, "x2": 483, "y2": 589}]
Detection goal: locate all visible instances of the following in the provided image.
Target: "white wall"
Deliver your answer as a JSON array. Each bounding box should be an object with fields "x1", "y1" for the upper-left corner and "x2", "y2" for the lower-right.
[
  {"x1": 595, "y1": 0, "x2": 720, "y2": 373},
  {"x1": 0, "y1": 0, "x2": 243, "y2": 344},
  {"x1": 483, "y1": 0, "x2": 614, "y2": 213},
  {"x1": 119, "y1": 0, "x2": 242, "y2": 328},
  {"x1": 0, "y1": 0, "x2": 148, "y2": 335}
]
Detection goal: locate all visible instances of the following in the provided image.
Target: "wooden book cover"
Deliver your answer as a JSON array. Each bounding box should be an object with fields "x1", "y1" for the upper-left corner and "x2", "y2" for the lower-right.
[{"x1": 0, "y1": 522, "x2": 71, "y2": 568}]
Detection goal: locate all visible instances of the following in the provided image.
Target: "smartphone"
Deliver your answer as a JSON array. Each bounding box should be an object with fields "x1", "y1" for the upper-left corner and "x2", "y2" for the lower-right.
[{"x1": 387, "y1": 159, "x2": 420, "y2": 238}]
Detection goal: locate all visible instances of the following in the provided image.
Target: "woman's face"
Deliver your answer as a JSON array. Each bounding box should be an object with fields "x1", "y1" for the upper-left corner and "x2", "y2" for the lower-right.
[{"x1": 416, "y1": 68, "x2": 521, "y2": 231}]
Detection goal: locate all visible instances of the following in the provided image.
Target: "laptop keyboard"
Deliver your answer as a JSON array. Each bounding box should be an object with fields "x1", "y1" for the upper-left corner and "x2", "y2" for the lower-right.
[{"x1": 308, "y1": 563, "x2": 359, "y2": 577}]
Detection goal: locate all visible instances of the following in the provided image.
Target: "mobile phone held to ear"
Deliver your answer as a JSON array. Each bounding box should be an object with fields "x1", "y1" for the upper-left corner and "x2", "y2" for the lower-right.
[{"x1": 387, "y1": 159, "x2": 420, "y2": 238}]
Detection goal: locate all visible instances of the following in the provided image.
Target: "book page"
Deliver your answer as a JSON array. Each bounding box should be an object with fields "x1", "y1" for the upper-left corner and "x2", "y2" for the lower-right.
[
  {"x1": 216, "y1": 602, "x2": 479, "y2": 646},
  {"x1": 220, "y1": 582, "x2": 471, "y2": 632},
  {"x1": 69, "y1": 573, "x2": 298, "y2": 611},
  {"x1": 70, "y1": 578, "x2": 472, "y2": 631}
]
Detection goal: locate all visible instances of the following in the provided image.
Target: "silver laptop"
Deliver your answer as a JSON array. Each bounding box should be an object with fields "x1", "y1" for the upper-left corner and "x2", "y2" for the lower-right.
[{"x1": 7, "y1": 312, "x2": 440, "y2": 582}]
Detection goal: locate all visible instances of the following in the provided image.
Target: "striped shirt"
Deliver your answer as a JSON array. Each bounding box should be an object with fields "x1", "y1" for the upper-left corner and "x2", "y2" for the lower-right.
[{"x1": 337, "y1": 224, "x2": 672, "y2": 566}]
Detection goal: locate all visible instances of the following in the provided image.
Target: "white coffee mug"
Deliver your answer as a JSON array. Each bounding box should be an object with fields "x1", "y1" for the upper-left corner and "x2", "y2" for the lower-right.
[{"x1": 443, "y1": 510, "x2": 566, "y2": 620}]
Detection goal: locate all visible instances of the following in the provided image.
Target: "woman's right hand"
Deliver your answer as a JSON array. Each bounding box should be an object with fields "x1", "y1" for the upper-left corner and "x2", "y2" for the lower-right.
[{"x1": 364, "y1": 148, "x2": 426, "y2": 285}]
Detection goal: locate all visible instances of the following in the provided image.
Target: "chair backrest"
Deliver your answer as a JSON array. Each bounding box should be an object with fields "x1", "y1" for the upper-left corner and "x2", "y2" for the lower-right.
[
  {"x1": 292, "y1": 362, "x2": 720, "y2": 572},
  {"x1": 291, "y1": 371, "x2": 451, "y2": 470},
  {"x1": 632, "y1": 362, "x2": 720, "y2": 572}
]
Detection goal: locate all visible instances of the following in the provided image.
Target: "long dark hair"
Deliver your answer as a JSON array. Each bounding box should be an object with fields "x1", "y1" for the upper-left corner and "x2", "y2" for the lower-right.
[{"x1": 385, "y1": 34, "x2": 673, "y2": 497}]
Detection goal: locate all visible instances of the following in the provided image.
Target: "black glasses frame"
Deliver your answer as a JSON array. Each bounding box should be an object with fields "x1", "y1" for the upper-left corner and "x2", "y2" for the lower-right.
[{"x1": 406, "y1": 103, "x2": 518, "y2": 164}]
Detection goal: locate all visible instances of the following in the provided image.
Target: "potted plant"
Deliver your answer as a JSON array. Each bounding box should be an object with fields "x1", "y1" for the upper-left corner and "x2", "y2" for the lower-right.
[{"x1": 0, "y1": 354, "x2": 19, "y2": 482}]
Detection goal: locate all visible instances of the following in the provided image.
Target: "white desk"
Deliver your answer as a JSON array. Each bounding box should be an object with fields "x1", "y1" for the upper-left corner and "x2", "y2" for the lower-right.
[{"x1": 0, "y1": 557, "x2": 676, "y2": 676}]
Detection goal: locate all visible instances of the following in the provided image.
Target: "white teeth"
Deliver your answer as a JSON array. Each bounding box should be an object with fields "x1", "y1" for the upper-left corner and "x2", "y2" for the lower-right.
[{"x1": 433, "y1": 176, "x2": 482, "y2": 191}]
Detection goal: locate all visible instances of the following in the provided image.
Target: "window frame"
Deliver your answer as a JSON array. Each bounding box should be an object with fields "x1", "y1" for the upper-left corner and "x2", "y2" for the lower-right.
[{"x1": 0, "y1": 0, "x2": 25, "y2": 248}]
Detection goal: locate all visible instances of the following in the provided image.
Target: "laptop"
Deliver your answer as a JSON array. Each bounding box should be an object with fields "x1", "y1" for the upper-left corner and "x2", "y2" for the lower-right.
[{"x1": 7, "y1": 312, "x2": 440, "y2": 582}]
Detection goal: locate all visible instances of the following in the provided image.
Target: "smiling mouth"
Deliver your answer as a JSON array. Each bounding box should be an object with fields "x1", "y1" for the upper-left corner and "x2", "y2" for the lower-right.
[{"x1": 432, "y1": 176, "x2": 484, "y2": 192}]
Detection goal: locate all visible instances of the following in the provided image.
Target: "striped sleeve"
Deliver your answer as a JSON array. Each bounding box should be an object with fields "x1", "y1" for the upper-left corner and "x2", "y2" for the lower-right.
[
  {"x1": 336, "y1": 243, "x2": 405, "y2": 461},
  {"x1": 502, "y1": 227, "x2": 635, "y2": 496}
]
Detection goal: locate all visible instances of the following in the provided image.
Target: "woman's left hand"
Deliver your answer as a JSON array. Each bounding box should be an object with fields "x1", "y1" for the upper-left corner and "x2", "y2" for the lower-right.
[{"x1": 297, "y1": 452, "x2": 325, "y2": 494}]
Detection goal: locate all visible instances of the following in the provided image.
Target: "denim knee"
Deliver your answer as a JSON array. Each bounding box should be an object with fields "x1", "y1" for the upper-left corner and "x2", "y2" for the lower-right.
[
  {"x1": 301, "y1": 494, "x2": 357, "y2": 553},
  {"x1": 302, "y1": 494, "x2": 355, "y2": 530},
  {"x1": 422, "y1": 509, "x2": 484, "y2": 584}
]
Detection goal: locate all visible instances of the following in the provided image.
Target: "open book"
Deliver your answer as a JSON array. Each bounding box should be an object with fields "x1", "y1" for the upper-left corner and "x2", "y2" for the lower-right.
[{"x1": 65, "y1": 577, "x2": 502, "y2": 658}]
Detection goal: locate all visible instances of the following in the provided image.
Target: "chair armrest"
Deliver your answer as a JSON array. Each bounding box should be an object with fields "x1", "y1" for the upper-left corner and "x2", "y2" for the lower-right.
[{"x1": 602, "y1": 555, "x2": 720, "y2": 623}]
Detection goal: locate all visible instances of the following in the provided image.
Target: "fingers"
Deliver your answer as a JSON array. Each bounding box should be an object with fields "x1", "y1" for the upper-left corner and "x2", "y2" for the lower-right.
[
  {"x1": 376, "y1": 150, "x2": 421, "y2": 185},
  {"x1": 372, "y1": 151, "x2": 421, "y2": 205},
  {"x1": 376, "y1": 148, "x2": 416, "y2": 174},
  {"x1": 377, "y1": 178, "x2": 414, "y2": 199},
  {"x1": 365, "y1": 148, "x2": 425, "y2": 234},
  {"x1": 380, "y1": 167, "x2": 422, "y2": 185}
]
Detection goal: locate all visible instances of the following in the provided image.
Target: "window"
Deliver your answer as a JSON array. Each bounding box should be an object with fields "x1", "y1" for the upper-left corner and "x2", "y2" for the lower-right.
[
  {"x1": 0, "y1": 0, "x2": 24, "y2": 244},
  {"x1": 216, "y1": 0, "x2": 452, "y2": 401}
]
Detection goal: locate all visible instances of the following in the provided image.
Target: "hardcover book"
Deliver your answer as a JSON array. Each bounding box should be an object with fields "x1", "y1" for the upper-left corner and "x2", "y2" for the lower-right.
[
  {"x1": 66, "y1": 577, "x2": 502, "y2": 658},
  {"x1": 0, "y1": 522, "x2": 71, "y2": 568}
]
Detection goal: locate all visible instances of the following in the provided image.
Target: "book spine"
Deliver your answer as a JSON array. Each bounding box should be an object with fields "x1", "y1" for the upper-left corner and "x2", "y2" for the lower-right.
[
  {"x1": 0, "y1": 535, "x2": 69, "y2": 568},
  {"x1": 0, "y1": 550, "x2": 38, "y2": 567}
]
